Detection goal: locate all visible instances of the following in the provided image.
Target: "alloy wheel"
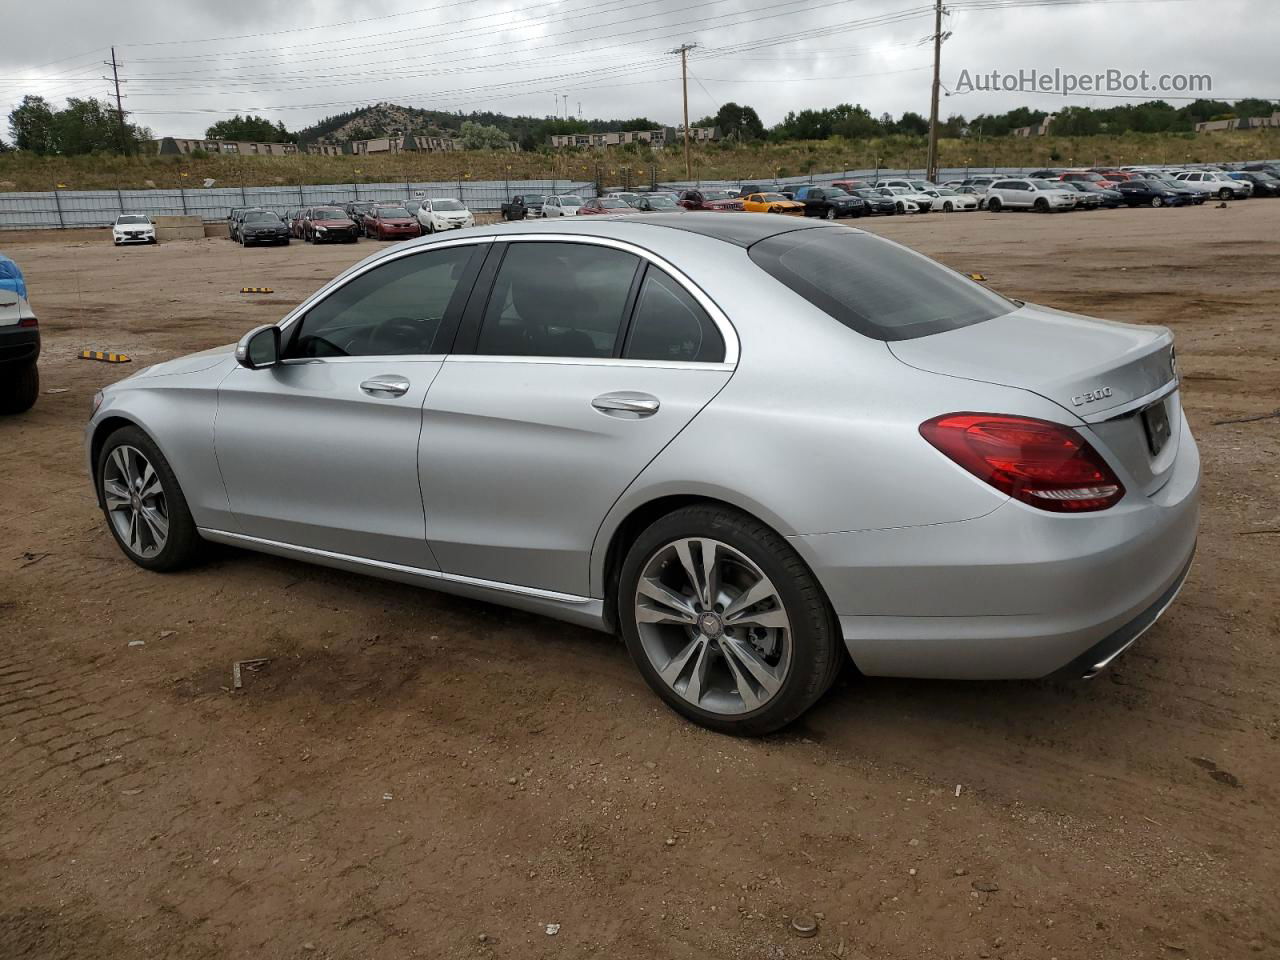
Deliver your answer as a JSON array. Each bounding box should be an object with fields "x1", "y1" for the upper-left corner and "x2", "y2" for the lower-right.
[
  {"x1": 633, "y1": 537, "x2": 793, "y2": 716},
  {"x1": 103, "y1": 445, "x2": 169, "y2": 559}
]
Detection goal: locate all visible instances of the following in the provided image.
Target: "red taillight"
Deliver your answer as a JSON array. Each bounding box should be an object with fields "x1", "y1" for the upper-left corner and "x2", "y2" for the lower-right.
[
  {"x1": 19, "y1": 315, "x2": 37, "y2": 328},
  {"x1": 919, "y1": 413, "x2": 1125, "y2": 512}
]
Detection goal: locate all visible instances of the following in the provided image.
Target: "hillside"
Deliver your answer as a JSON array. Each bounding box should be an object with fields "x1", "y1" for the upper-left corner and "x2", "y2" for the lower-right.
[
  {"x1": 2, "y1": 129, "x2": 1278, "y2": 192},
  {"x1": 294, "y1": 103, "x2": 663, "y2": 151}
]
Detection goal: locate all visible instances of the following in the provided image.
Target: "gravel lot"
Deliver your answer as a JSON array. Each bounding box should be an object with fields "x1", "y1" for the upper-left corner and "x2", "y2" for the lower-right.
[{"x1": 2, "y1": 204, "x2": 1277, "y2": 959}]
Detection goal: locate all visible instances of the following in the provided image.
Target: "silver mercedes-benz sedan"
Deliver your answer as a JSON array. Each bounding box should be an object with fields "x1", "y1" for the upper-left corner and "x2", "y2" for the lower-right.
[{"x1": 86, "y1": 214, "x2": 1199, "y2": 735}]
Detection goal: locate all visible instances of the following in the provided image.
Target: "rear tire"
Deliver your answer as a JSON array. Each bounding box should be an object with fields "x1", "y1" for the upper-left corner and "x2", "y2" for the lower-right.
[
  {"x1": 0, "y1": 360, "x2": 38, "y2": 414},
  {"x1": 618, "y1": 504, "x2": 841, "y2": 737},
  {"x1": 96, "y1": 426, "x2": 203, "y2": 572}
]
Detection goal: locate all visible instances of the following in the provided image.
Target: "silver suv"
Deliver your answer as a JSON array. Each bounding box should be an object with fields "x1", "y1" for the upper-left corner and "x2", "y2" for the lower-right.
[
  {"x1": 1173, "y1": 171, "x2": 1251, "y2": 200},
  {"x1": 984, "y1": 178, "x2": 1078, "y2": 212}
]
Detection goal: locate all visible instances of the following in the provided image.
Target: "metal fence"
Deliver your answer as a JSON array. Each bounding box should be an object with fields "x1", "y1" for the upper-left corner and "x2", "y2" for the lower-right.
[
  {"x1": 0, "y1": 165, "x2": 1135, "y2": 231},
  {"x1": 0, "y1": 180, "x2": 598, "y2": 231}
]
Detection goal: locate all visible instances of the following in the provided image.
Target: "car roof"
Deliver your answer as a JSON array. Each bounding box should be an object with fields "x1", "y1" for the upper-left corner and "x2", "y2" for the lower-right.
[{"x1": 464, "y1": 211, "x2": 835, "y2": 248}]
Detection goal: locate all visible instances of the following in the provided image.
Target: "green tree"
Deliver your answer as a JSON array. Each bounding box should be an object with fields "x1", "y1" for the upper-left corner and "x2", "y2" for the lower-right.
[
  {"x1": 8, "y1": 95, "x2": 57, "y2": 153},
  {"x1": 710, "y1": 102, "x2": 765, "y2": 141},
  {"x1": 205, "y1": 114, "x2": 295, "y2": 142},
  {"x1": 459, "y1": 120, "x2": 510, "y2": 149}
]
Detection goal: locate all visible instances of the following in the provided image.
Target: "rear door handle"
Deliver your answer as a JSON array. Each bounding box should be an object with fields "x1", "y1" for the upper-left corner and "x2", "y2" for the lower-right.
[
  {"x1": 591, "y1": 392, "x2": 660, "y2": 418},
  {"x1": 360, "y1": 375, "x2": 411, "y2": 397}
]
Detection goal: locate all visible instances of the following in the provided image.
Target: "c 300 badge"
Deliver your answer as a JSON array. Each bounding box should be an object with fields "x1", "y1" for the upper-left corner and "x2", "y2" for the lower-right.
[{"x1": 1071, "y1": 387, "x2": 1113, "y2": 406}]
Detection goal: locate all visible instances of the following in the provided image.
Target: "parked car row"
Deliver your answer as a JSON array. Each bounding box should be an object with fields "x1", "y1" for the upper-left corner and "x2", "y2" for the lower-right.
[{"x1": 220, "y1": 198, "x2": 481, "y2": 249}]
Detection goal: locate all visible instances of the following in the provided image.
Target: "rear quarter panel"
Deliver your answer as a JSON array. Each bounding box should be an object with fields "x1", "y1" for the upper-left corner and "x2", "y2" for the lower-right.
[{"x1": 588, "y1": 232, "x2": 1073, "y2": 596}]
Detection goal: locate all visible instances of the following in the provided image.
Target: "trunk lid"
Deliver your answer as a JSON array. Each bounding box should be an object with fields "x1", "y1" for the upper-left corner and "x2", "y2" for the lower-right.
[{"x1": 889, "y1": 302, "x2": 1181, "y2": 495}]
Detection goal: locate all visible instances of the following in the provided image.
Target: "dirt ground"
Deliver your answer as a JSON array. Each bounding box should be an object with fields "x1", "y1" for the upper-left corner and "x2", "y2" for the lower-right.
[{"x1": 2, "y1": 204, "x2": 1277, "y2": 960}]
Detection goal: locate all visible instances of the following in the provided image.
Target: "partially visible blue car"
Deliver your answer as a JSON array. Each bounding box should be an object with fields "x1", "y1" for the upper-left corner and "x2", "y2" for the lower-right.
[{"x1": 0, "y1": 254, "x2": 40, "y2": 413}]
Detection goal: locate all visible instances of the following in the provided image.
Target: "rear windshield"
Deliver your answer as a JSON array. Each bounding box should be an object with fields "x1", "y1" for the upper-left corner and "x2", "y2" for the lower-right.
[{"x1": 748, "y1": 229, "x2": 1014, "y2": 341}]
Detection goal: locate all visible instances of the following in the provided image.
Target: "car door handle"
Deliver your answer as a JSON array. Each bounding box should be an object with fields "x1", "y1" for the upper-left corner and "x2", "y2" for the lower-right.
[
  {"x1": 360, "y1": 375, "x2": 411, "y2": 397},
  {"x1": 591, "y1": 392, "x2": 660, "y2": 418}
]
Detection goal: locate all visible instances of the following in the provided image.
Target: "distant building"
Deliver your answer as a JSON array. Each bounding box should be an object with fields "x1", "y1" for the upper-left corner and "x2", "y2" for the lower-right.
[
  {"x1": 548, "y1": 126, "x2": 719, "y2": 149},
  {"x1": 155, "y1": 137, "x2": 299, "y2": 156},
  {"x1": 1195, "y1": 112, "x2": 1280, "y2": 133},
  {"x1": 305, "y1": 133, "x2": 517, "y2": 155},
  {"x1": 1011, "y1": 115, "x2": 1055, "y2": 137}
]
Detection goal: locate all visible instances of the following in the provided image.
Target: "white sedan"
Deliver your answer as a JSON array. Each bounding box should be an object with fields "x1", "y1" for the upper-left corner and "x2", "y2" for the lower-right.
[
  {"x1": 112, "y1": 215, "x2": 156, "y2": 245},
  {"x1": 542, "y1": 195, "x2": 585, "y2": 217},
  {"x1": 880, "y1": 186, "x2": 934, "y2": 213},
  {"x1": 415, "y1": 198, "x2": 475, "y2": 233},
  {"x1": 922, "y1": 188, "x2": 979, "y2": 212}
]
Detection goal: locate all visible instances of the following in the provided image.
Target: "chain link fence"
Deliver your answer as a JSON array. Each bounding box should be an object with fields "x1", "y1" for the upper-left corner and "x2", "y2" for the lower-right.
[
  {"x1": 0, "y1": 180, "x2": 599, "y2": 231},
  {"x1": 0, "y1": 166, "x2": 1084, "y2": 231}
]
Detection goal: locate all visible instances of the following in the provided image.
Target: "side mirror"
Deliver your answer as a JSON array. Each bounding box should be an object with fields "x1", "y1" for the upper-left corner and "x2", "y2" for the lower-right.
[{"x1": 235, "y1": 324, "x2": 281, "y2": 370}]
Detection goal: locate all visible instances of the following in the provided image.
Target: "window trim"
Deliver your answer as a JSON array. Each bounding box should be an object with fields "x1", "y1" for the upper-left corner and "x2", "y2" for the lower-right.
[{"x1": 449, "y1": 234, "x2": 739, "y2": 368}]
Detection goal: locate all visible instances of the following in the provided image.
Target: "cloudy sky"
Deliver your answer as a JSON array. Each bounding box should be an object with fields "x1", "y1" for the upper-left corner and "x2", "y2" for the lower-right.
[{"x1": 1, "y1": 0, "x2": 1271, "y2": 139}]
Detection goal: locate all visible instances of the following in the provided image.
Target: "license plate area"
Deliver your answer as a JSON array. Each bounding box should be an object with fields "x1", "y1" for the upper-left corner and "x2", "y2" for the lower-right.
[{"x1": 1141, "y1": 399, "x2": 1171, "y2": 457}]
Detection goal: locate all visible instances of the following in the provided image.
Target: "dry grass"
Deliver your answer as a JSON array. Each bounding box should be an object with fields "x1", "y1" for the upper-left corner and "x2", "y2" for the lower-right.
[{"x1": 2, "y1": 129, "x2": 1277, "y2": 190}]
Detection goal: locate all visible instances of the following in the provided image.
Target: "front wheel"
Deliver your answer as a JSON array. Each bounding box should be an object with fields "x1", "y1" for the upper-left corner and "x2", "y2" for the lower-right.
[
  {"x1": 1034, "y1": 198, "x2": 1049, "y2": 213},
  {"x1": 1218, "y1": 188, "x2": 1233, "y2": 200},
  {"x1": 0, "y1": 360, "x2": 38, "y2": 414},
  {"x1": 943, "y1": 201, "x2": 953, "y2": 212},
  {"x1": 1151, "y1": 196, "x2": 1164, "y2": 208},
  {"x1": 895, "y1": 201, "x2": 905, "y2": 214},
  {"x1": 987, "y1": 196, "x2": 1002, "y2": 212},
  {"x1": 97, "y1": 426, "x2": 203, "y2": 572},
  {"x1": 824, "y1": 207, "x2": 837, "y2": 220},
  {"x1": 618, "y1": 505, "x2": 841, "y2": 736}
]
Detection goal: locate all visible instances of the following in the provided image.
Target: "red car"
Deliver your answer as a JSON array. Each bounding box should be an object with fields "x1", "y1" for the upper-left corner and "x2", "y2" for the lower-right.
[
  {"x1": 577, "y1": 197, "x2": 634, "y2": 215},
  {"x1": 1060, "y1": 171, "x2": 1121, "y2": 189},
  {"x1": 301, "y1": 206, "x2": 361, "y2": 244},
  {"x1": 1091, "y1": 170, "x2": 1137, "y2": 182},
  {"x1": 677, "y1": 189, "x2": 744, "y2": 211},
  {"x1": 831, "y1": 180, "x2": 868, "y2": 194},
  {"x1": 361, "y1": 205, "x2": 423, "y2": 240}
]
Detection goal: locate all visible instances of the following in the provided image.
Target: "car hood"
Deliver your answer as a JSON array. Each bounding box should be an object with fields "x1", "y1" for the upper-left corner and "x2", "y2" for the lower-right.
[
  {"x1": 130, "y1": 343, "x2": 236, "y2": 381},
  {"x1": 888, "y1": 301, "x2": 1174, "y2": 418},
  {"x1": 378, "y1": 217, "x2": 417, "y2": 224},
  {"x1": 314, "y1": 218, "x2": 354, "y2": 227}
]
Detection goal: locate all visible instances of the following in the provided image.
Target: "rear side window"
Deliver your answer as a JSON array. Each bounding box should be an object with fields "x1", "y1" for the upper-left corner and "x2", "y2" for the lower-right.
[
  {"x1": 476, "y1": 242, "x2": 640, "y2": 358},
  {"x1": 748, "y1": 229, "x2": 1014, "y2": 341},
  {"x1": 624, "y1": 268, "x2": 724, "y2": 363}
]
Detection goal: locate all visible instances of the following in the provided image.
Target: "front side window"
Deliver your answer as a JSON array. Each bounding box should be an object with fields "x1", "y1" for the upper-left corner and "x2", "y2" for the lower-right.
[
  {"x1": 476, "y1": 242, "x2": 640, "y2": 358},
  {"x1": 286, "y1": 246, "x2": 476, "y2": 358},
  {"x1": 624, "y1": 268, "x2": 724, "y2": 363},
  {"x1": 749, "y1": 230, "x2": 1015, "y2": 342}
]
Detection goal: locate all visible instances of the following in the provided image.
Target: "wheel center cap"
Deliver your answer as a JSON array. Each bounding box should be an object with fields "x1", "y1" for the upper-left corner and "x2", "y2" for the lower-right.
[
  {"x1": 130, "y1": 494, "x2": 141, "y2": 510},
  {"x1": 698, "y1": 612, "x2": 724, "y2": 639}
]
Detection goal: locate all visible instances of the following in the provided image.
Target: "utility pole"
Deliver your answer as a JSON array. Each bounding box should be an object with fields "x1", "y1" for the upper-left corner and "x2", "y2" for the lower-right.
[
  {"x1": 668, "y1": 43, "x2": 698, "y2": 179},
  {"x1": 108, "y1": 46, "x2": 128, "y2": 154},
  {"x1": 925, "y1": 0, "x2": 944, "y2": 183}
]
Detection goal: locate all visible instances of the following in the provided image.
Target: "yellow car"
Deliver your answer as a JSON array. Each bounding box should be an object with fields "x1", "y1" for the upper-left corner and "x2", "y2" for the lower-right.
[{"x1": 742, "y1": 192, "x2": 804, "y2": 215}]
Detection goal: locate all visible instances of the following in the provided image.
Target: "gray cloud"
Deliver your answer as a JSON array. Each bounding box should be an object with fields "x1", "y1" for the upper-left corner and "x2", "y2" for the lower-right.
[{"x1": 1, "y1": 0, "x2": 1271, "y2": 139}]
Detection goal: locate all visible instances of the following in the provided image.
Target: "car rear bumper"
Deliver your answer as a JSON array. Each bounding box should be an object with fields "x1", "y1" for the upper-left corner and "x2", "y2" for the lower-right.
[
  {"x1": 0, "y1": 327, "x2": 41, "y2": 365},
  {"x1": 793, "y1": 416, "x2": 1200, "y2": 679}
]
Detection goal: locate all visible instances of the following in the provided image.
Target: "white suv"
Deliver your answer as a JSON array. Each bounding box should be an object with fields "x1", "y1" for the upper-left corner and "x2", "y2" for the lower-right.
[
  {"x1": 1173, "y1": 171, "x2": 1251, "y2": 200},
  {"x1": 984, "y1": 178, "x2": 1077, "y2": 212},
  {"x1": 415, "y1": 198, "x2": 475, "y2": 232},
  {"x1": 542, "y1": 195, "x2": 585, "y2": 217}
]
